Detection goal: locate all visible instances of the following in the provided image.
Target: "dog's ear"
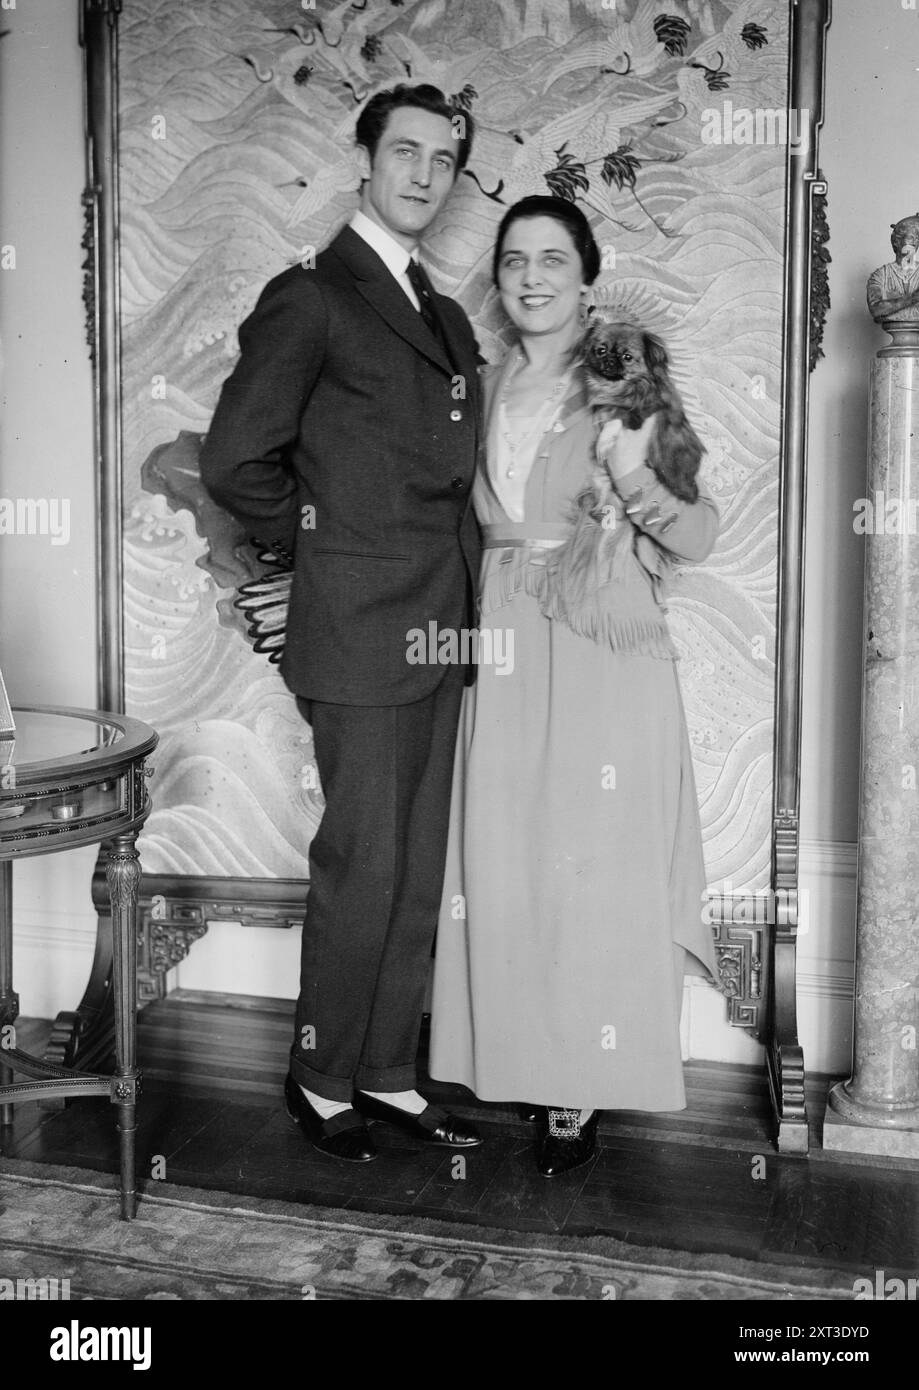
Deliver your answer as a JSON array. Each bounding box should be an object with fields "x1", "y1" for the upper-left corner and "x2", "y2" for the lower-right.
[
  {"x1": 579, "y1": 311, "x2": 600, "y2": 352},
  {"x1": 647, "y1": 409, "x2": 704, "y2": 504},
  {"x1": 642, "y1": 332, "x2": 669, "y2": 371}
]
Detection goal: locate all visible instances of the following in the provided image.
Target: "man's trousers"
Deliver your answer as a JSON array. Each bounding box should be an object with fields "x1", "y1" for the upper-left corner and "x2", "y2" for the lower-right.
[{"x1": 289, "y1": 664, "x2": 465, "y2": 1102}]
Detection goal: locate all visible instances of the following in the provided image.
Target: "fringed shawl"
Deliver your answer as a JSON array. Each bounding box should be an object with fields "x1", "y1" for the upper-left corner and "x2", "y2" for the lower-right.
[{"x1": 476, "y1": 359, "x2": 679, "y2": 661}]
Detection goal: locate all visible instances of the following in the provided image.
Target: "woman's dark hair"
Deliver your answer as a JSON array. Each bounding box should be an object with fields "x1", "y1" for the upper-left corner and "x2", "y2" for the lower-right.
[
  {"x1": 355, "y1": 83, "x2": 474, "y2": 175},
  {"x1": 492, "y1": 195, "x2": 601, "y2": 285}
]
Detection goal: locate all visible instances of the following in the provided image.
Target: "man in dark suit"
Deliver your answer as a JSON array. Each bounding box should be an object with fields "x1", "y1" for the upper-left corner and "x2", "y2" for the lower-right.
[{"x1": 200, "y1": 85, "x2": 482, "y2": 1161}]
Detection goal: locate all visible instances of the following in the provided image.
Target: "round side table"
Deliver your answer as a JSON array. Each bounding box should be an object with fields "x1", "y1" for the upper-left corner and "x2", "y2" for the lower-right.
[{"x1": 0, "y1": 705, "x2": 158, "y2": 1219}]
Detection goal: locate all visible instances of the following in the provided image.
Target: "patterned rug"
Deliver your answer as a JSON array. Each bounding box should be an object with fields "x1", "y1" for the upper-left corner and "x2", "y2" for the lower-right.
[{"x1": 0, "y1": 1160, "x2": 858, "y2": 1301}]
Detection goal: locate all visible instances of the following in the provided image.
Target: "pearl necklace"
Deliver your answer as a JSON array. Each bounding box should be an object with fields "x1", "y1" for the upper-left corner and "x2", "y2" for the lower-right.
[{"x1": 499, "y1": 350, "x2": 573, "y2": 479}]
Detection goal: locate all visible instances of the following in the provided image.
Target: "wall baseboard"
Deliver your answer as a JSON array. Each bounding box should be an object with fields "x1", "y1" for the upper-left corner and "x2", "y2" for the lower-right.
[
  {"x1": 799, "y1": 838, "x2": 857, "y2": 878},
  {"x1": 12, "y1": 909, "x2": 98, "y2": 952}
]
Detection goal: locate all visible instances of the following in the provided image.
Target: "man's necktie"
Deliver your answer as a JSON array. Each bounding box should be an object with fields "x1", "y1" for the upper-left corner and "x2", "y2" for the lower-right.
[{"x1": 406, "y1": 258, "x2": 442, "y2": 341}]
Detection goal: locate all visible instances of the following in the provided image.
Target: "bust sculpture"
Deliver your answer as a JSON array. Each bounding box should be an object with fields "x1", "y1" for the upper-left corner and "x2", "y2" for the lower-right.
[{"x1": 867, "y1": 214, "x2": 919, "y2": 324}]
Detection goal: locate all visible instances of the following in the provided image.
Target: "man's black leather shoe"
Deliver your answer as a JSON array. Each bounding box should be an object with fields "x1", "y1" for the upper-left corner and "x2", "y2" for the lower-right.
[
  {"x1": 355, "y1": 1092, "x2": 482, "y2": 1147},
  {"x1": 284, "y1": 1074, "x2": 378, "y2": 1162},
  {"x1": 535, "y1": 1109, "x2": 599, "y2": 1178}
]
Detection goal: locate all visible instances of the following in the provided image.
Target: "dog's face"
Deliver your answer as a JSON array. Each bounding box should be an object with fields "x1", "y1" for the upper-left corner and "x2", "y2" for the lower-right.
[
  {"x1": 581, "y1": 319, "x2": 667, "y2": 411},
  {"x1": 582, "y1": 321, "x2": 646, "y2": 383}
]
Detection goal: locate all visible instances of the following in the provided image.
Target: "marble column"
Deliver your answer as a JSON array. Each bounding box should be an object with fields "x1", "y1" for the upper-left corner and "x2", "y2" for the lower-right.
[{"x1": 824, "y1": 323, "x2": 919, "y2": 1157}]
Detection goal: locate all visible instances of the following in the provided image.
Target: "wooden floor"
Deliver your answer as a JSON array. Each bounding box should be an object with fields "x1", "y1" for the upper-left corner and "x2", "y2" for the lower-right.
[{"x1": 4, "y1": 991, "x2": 919, "y2": 1280}]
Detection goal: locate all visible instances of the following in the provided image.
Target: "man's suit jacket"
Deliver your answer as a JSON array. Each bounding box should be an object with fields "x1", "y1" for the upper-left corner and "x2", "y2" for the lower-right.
[{"x1": 200, "y1": 225, "x2": 481, "y2": 706}]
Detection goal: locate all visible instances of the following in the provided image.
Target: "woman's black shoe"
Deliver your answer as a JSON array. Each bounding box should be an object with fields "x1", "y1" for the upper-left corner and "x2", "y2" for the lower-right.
[
  {"x1": 535, "y1": 1108, "x2": 599, "y2": 1177},
  {"x1": 284, "y1": 1074, "x2": 378, "y2": 1162}
]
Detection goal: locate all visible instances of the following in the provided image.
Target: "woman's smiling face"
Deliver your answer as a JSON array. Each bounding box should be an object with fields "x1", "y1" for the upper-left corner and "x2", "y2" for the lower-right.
[{"x1": 496, "y1": 216, "x2": 586, "y2": 339}]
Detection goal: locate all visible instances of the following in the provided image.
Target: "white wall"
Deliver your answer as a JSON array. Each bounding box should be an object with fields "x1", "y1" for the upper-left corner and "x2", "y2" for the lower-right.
[
  {"x1": 0, "y1": 0, "x2": 907, "y2": 1075},
  {"x1": 798, "y1": 0, "x2": 919, "y2": 1072},
  {"x1": 0, "y1": 0, "x2": 100, "y2": 1019}
]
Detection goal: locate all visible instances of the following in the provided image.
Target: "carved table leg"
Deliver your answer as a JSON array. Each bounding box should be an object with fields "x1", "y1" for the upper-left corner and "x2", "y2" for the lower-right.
[
  {"x1": 106, "y1": 832, "x2": 141, "y2": 1220},
  {"x1": 0, "y1": 862, "x2": 18, "y2": 1128}
]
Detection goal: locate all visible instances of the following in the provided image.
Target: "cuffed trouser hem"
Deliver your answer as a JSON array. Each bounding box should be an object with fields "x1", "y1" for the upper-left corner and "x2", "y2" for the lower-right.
[
  {"x1": 289, "y1": 1052, "x2": 419, "y2": 1101},
  {"x1": 289, "y1": 1052, "x2": 355, "y2": 1104},
  {"x1": 354, "y1": 1061, "x2": 419, "y2": 1092}
]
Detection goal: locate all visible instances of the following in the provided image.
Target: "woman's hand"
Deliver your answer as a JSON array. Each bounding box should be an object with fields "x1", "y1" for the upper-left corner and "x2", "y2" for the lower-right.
[{"x1": 597, "y1": 413, "x2": 659, "y2": 485}]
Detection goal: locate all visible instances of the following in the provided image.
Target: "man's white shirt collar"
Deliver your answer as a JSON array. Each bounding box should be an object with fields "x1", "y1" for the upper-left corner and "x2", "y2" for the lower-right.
[{"x1": 350, "y1": 210, "x2": 421, "y2": 309}]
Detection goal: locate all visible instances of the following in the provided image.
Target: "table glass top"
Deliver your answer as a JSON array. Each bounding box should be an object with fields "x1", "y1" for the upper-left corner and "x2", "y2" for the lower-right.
[{"x1": 1, "y1": 709, "x2": 124, "y2": 768}]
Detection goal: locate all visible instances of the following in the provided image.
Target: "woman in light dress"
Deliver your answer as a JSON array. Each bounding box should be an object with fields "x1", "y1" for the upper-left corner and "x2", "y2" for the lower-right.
[{"x1": 429, "y1": 196, "x2": 721, "y2": 1176}]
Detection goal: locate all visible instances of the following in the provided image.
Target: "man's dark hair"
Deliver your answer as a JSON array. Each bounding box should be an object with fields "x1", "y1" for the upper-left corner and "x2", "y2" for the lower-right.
[
  {"x1": 355, "y1": 83, "x2": 474, "y2": 175},
  {"x1": 492, "y1": 195, "x2": 601, "y2": 286}
]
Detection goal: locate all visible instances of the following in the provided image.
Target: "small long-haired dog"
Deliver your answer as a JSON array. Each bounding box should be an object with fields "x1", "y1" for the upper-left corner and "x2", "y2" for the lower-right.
[
  {"x1": 536, "y1": 318, "x2": 705, "y2": 630},
  {"x1": 578, "y1": 316, "x2": 703, "y2": 503}
]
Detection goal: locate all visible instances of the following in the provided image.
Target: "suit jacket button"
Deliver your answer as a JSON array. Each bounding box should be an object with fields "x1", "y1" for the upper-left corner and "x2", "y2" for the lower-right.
[
  {"x1": 450, "y1": 409, "x2": 463, "y2": 421},
  {"x1": 450, "y1": 476, "x2": 464, "y2": 490}
]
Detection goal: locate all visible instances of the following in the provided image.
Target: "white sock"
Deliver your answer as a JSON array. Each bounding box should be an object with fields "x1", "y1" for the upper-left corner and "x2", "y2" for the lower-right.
[
  {"x1": 361, "y1": 1088, "x2": 428, "y2": 1115},
  {"x1": 300, "y1": 1084, "x2": 351, "y2": 1120}
]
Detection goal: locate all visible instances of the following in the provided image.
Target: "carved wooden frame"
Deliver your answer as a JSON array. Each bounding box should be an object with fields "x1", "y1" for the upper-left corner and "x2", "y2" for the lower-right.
[{"x1": 80, "y1": 0, "x2": 832, "y2": 1152}]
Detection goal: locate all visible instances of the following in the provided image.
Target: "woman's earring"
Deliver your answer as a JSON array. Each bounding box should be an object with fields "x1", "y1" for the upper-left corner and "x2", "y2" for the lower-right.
[{"x1": 579, "y1": 285, "x2": 593, "y2": 326}]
